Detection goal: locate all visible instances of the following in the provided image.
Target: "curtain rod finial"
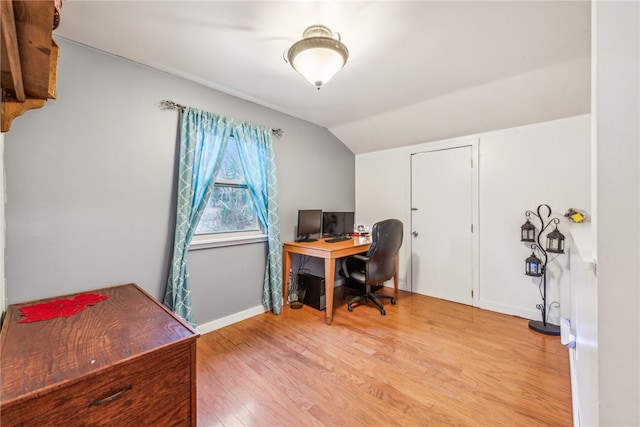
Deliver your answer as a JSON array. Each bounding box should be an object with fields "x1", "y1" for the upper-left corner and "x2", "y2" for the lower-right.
[{"x1": 159, "y1": 100, "x2": 185, "y2": 111}]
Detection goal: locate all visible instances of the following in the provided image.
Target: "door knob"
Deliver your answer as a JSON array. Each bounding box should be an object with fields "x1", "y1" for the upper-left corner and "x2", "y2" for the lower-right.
[{"x1": 412, "y1": 231, "x2": 419, "y2": 237}]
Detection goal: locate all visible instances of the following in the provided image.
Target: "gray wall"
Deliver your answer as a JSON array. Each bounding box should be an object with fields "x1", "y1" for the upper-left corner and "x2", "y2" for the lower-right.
[{"x1": 4, "y1": 37, "x2": 354, "y2": 326}]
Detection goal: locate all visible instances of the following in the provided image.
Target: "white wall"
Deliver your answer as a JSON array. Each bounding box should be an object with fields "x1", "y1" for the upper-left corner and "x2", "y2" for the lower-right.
[
  {"x1": 356, "y1": 115, "x2": 590, "y2": 322},
  {"x1": 478, "y1": 116, "x2": 589, "y2": 322},
  {"x1": 592, "y1": 1, "x2": 640, "y2": 425},
  {"x1": 567, "y1": 224, "x2": 598, "y2": 427}
]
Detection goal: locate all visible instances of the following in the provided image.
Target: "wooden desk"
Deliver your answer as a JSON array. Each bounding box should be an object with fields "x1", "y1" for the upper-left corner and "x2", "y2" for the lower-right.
[{"x1": 282, "y1": 237, "x2": 399, "y2": 324}]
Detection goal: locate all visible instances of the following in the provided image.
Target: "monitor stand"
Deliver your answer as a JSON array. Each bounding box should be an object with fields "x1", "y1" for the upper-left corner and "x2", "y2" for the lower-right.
[{"x1": 295, "y1": 236, "x2": 318, "y2": 242}]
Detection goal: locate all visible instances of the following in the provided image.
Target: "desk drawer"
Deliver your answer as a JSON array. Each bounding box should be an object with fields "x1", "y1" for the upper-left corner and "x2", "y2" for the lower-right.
[{"x1": 1, "y1": 342, "x2": 194, "y2": 426}]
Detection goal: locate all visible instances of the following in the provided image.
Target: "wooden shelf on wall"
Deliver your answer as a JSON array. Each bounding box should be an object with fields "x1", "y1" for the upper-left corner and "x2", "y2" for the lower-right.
[{"x1": 1, "y1": 0, "x2": 59, "y2": 132}]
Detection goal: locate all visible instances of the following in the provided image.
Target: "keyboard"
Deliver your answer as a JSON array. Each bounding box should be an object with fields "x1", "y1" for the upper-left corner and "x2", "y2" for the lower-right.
[{"x1": 326, "y1": 236, "x2": 351, "y2": 243}]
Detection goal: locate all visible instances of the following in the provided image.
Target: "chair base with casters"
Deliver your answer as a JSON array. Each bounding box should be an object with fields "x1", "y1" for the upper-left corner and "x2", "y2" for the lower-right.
[{"x1": 344, "y1": 281, "x2": 396, "y2": 315}]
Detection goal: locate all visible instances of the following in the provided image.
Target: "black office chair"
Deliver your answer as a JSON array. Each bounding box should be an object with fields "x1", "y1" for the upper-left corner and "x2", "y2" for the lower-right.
[{"x1": 341, "y1": 219, "x2": 403, "y2": 315}]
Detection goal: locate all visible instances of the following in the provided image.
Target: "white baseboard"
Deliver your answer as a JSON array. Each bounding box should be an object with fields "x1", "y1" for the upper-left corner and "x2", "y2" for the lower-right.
[
  {"x1": 195, "y1": 304, "x2": 267, "y2": 335},
  {"x1": 478, "y1": 299, "x2": 560, "y2": 324},
  {"x1": 384, "y1": 280, "x2": 408, "y2": 291}
]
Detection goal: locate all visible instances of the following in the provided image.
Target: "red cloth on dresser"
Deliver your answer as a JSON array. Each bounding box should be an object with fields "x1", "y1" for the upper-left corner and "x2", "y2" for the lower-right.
[{"x1": 18, "y1": 293, "x2": 109, "y2": 323}]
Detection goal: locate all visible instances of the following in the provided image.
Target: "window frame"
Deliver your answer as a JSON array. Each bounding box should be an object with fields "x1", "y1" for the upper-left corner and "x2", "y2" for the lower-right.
[{"x1": 189, "y1": 138, "x2": 267, "y2": 250}]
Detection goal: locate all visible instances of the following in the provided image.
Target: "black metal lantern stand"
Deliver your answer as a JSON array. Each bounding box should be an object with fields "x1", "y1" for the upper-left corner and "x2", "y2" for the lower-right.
[{"x1": 520, "y1": 204, "x2": 565, "y2": 336}]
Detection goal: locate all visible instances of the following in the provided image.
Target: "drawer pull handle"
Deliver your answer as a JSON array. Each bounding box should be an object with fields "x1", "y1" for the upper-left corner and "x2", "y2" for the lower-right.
[{"x1": 87, "y1": 384, "x2": 133, "y2": 407}]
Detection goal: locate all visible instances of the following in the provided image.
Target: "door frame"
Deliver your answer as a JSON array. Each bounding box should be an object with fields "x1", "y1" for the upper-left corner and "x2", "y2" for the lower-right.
[{"x1": 408, "y1": 138, "x2": 480, "y2": 306}]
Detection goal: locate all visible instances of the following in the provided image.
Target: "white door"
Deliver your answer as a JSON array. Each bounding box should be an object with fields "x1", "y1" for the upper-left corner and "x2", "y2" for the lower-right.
[{"x1": 411, "y1": 146, "x2": 473, "y2": 305}]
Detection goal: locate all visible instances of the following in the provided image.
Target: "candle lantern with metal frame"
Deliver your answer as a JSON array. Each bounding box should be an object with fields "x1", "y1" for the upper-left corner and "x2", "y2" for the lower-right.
[
  {"x1": 546, "y1": 224, "x2": 566, "y2": 254},
  {"x1": 525, "y1": 248, "x2": 543, "y2": 277},
  {"x1": 520, "y1": 214, "x2": 537, "y2": 242},
  {"x1": 520, "y1": 204, "x2": 566, "y2": 336}
]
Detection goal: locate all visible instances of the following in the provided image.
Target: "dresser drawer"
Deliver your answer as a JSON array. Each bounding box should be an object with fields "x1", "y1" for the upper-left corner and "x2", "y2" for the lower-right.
[{"x1": 1, "y1": 341, "x2": 195, "y2": 426}]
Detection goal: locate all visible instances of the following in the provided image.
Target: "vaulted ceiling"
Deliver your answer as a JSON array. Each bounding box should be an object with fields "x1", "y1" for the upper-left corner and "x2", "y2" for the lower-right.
[{"x1": 55, "y1": 1, "x2": 591, "y2": 154}]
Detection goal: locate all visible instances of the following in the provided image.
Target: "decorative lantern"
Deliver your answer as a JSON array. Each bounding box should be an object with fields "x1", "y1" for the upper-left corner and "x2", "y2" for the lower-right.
[
  {"x1": 519, "y1": 204, "x2": 564, "y2": 336},
  {"x1": 520, "y1": 218, "x2": 536, "y2": 242},
  {"x1": 525, "y1": 251, "x2": 543, "y2": 277},
  {"x1": 546, "y1": 225, "x2": 565, "y2": 254}
]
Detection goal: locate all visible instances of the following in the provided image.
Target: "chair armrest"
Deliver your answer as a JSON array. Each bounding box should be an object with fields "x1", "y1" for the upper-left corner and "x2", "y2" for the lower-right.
[{"x1": 341, "y1": 253, "x2": 370, "y2": 281}]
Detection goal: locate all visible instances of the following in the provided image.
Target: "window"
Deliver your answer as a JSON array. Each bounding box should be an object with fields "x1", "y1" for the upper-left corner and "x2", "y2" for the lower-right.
[{"x1": 191, "y1": 137, "x2": 266, "y2": 249}]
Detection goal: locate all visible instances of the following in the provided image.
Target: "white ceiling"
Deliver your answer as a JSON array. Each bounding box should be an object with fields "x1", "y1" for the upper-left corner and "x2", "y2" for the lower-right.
[{"x1": 55, "y1": 1, "x2": 591, "y2": 154}]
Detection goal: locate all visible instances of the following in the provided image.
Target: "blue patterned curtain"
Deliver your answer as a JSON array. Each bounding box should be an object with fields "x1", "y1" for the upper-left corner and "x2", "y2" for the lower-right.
[
  {"x1": 234, "y1": 122, "x2": 283, "y2": 313},
  {"x1": 164, "y1": 107, "x2": 232, "y2": 326}
]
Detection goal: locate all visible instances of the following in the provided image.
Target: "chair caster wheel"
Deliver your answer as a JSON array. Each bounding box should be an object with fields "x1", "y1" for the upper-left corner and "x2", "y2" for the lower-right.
[
  {"x1": 348, "y1": 305, "x2": 353, "y2": 312},
  {"x1": 381, "y1": 309, "x2": 386, "y2": 316},
  {"x1": 391, "y1": 298, "x2": 396, "y2": 305}
]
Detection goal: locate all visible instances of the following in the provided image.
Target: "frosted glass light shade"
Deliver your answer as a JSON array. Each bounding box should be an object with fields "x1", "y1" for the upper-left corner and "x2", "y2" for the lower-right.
[{"x1": 286, "y1": 25, "x2": 349, "y2": 89}]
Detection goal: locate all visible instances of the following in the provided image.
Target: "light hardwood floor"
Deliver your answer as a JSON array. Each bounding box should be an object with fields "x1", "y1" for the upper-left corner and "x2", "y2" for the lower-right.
[{"x1": 197, "y1": 288, "x2": 572, "y2": 427}]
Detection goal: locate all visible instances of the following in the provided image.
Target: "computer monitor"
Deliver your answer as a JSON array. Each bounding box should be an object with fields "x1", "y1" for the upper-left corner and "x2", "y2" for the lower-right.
[
  {"x1": 323, "y1": 211, "x2": 355, "y2": 236},
  {"x1": 296, "y1": 209, "x2": 322, "y2": 242}
]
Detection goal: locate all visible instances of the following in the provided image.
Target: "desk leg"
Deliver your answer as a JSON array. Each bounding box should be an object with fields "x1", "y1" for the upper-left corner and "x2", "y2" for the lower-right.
[
  {"x1": 324, "y1": 258, "x2": 335, "y2": 325},
  {"x1": 282, "y1": 249, "x2": 291, "y2": 306}
]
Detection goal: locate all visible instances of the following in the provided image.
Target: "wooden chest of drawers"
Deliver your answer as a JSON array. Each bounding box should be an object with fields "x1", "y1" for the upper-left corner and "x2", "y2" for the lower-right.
[{"x1": 0, "y1": 283, "x2": 199, "y2": 426}]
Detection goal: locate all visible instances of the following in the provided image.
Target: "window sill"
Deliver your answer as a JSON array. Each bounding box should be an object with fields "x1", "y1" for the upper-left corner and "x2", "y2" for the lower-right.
[{"x1": 189, "y1": 234, "x2": 268, "y2": 250}]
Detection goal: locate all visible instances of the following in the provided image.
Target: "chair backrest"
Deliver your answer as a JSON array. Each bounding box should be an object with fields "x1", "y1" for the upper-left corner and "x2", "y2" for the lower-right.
[{"x1": 365, "y1": 219, "x2": 403, "y2": 285}]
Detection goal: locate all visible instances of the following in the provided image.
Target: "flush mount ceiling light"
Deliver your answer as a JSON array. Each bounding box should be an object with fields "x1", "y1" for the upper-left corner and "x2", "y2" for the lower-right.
[{"x1": 285, "y1": 25, "x2": 349, "y2": 90}]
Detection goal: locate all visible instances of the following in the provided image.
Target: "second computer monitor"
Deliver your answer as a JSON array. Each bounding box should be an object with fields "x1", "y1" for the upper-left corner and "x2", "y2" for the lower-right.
[{"x1": 323, "y1": 211, "x2": 354, "y2": 236}]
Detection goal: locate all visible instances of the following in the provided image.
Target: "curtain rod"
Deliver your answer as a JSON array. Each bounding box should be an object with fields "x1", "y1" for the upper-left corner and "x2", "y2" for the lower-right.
[{"x1": 158, "y1": 100, "x2": 284, "y2": 137}]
